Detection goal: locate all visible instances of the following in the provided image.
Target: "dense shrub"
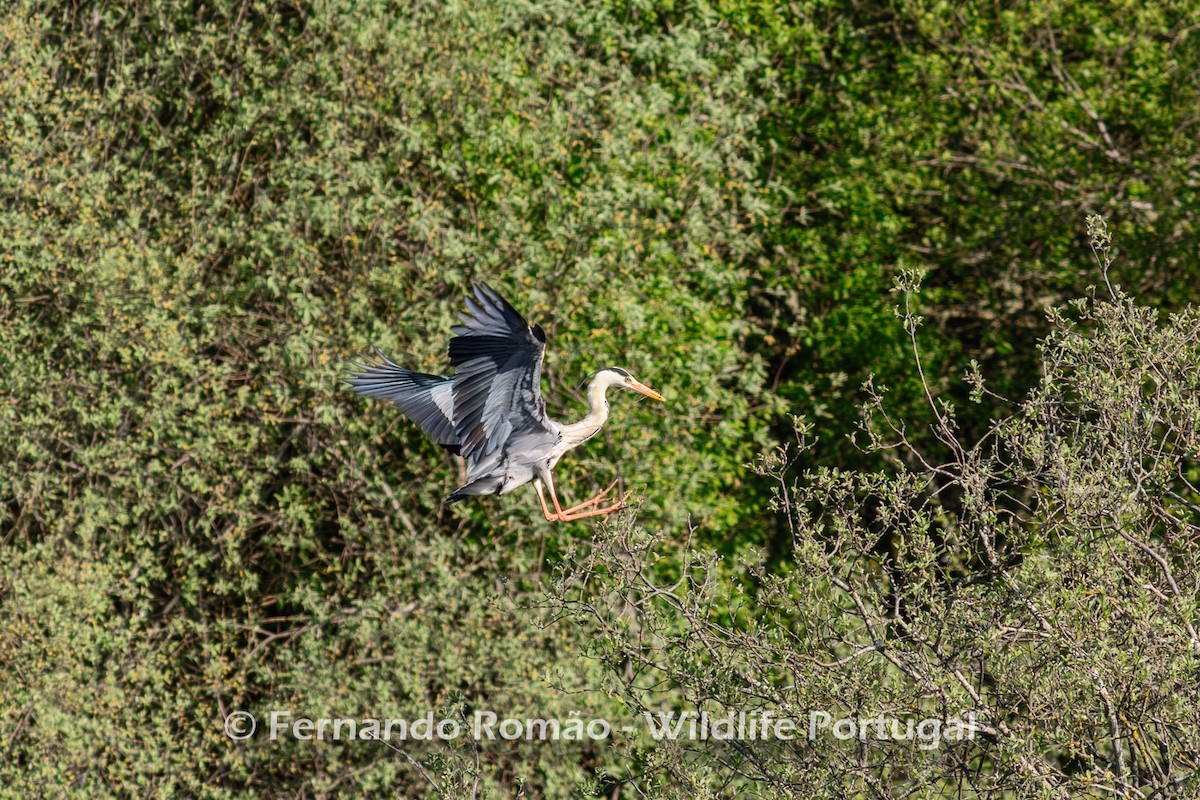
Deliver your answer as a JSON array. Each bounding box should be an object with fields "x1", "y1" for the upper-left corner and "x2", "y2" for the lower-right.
[
  {"x1": 1, "y1": 1, "x2": 773, "y2": 795},
  {"x1": 735, "y1": 0, "x2": 1200, "y2": 471},
  {"x1": 546, "y1": 223, "x2": 1200, "y2": 796},
  {"x1": 3, "y1": 0, "x2": 1199, "y2": 794}
]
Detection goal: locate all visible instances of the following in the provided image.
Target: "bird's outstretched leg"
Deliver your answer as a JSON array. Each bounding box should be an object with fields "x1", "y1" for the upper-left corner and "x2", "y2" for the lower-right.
[
  {"x1": 535, "y1": 476, "x2": 629, "y2": 522},
  {"x1": 558, "y1": 478, "x2": 631, "y2": 517},
  {"x1": 562, "y1": 477, "x2": 622, "y2": 511}
]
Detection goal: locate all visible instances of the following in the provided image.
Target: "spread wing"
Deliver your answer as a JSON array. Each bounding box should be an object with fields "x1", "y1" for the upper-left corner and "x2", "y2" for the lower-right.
[
  {"x1": 448, "y1": 282, "x2": 558, "y2": 466},
  {"x1": 344, "y1": 349, "x2": 459, "y2": 450}
]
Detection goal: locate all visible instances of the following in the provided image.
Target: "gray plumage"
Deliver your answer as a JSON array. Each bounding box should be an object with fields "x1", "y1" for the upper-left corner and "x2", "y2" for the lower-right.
[
  {"x1": 347, "y1": 282, "x2": 558, "y2": 501},
  {"x1": 347, "y1": 282, "x2": 664, "y2": 520}
]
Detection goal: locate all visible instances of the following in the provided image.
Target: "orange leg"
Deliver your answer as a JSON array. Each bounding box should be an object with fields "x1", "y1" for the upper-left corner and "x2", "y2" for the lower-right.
[
  {"x1": 534, "y1": 477, "x2": 630, "y2": 522},
  {"x1": 561, "y1": 477, "x2": 621, "y2": 512}
]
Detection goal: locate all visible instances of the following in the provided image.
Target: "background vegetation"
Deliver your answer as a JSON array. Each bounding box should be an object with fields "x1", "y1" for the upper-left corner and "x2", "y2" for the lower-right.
[{"x1": 2, "y1": 1, "x2": 1198, "y2": 797}]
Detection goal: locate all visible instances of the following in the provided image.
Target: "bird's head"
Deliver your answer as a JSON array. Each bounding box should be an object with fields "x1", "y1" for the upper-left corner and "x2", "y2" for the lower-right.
[{"x1": 595, "y1": 367, "x2": 665, "y2": 402}]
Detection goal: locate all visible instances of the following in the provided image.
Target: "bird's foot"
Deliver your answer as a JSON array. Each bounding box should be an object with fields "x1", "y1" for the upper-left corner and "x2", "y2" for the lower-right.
[
  {"x1": 548, "y1": 498, "x2": 628, "y2": 522},
  {"x1": 595, "y1": 476, "x2": 622, "y2": 504},
  {"x1": 558, "y1": 477, "x2": 623, "y2": 516},
  {"x1": 548, "y1": 489, "x2": 634, "y2": 522}
]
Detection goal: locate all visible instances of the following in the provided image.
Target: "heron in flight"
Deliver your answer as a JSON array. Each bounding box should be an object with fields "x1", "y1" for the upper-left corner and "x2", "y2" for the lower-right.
[{"x1": 347, "y1": 282, "x2": 664, "y2": 522}]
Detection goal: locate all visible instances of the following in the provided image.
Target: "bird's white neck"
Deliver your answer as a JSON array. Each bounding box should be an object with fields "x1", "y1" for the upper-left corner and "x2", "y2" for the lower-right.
[{"x1": 558, "y1": 373, "x2": 616, "y2": 447}]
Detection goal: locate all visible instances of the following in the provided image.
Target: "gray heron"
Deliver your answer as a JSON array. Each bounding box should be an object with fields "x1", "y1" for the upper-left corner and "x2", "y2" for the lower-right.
[{"x1": 347, "y1": 282, "x2": 664, "y2": 522}]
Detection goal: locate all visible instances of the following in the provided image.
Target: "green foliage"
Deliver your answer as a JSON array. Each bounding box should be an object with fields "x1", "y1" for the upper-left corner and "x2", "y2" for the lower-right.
[
  {"x1": 1, "y1": 0, "x2": 776, "y2": 796},
  {"x1": 546, "y1": 266, "x2": 1200, "y2": 796},
  {"x1": 732, "y1": 0, "x2": 1200, "y2": 472},
  {"x1": 3, "y1": 0, "x2": 1200, "y2": 794}
]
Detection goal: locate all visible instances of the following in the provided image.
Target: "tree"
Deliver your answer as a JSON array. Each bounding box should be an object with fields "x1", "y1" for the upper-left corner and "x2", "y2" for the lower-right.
[{"x1": 546, "y1": 219, "x2": 1200, "y2": 797}]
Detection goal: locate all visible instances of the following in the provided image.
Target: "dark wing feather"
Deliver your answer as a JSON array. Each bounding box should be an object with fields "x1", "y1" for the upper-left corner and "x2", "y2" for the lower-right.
[
  {"x1": 345, "y1": 349, "x2": 459, "y2": 447},
  {"x1": 447, "y1": 282, "x2": 556, "y2": 465}
]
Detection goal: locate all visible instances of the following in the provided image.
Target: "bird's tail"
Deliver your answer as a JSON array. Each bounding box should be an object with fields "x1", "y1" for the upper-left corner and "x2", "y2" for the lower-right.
[
  {"x1": 445, "y1": 475, "x2": 505, "y2": 504},
  {"x1": 345, "y1": 349, "x2": 459, "y2": 448}
]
